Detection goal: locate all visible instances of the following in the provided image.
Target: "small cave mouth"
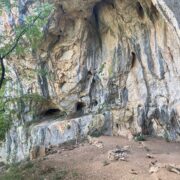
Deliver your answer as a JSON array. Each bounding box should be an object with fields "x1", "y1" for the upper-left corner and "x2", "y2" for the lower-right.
[
  {"x1": 116, "y1": 123, "x2": 119, "y2": 129},
  {"x1": 87, "y1": 71, "x2": 93, "y2": 80},
  {"x1": 76, "y1": 102, "x2": 85, "y2": 112},
  {"x1": 131, "y1": 52, "x2": 136, "y2": 68},
  {"x1": 136, "y1": 2, "x2": 144, "y2": 18},
  {"x1": 88, "y1": 70, "x2": 92, "y2": 76},
  {"x1": 43, "y1": 108, "x2": 61, "y2": 116},
  {"x1": 93, "y1": 3, "x2": 100, "y2": 28}
]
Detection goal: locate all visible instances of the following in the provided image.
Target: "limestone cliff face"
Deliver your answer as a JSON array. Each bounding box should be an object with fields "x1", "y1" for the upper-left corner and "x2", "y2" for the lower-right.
[{"x1": 1, "y1": 0, "x2": 180, "y2": 162}]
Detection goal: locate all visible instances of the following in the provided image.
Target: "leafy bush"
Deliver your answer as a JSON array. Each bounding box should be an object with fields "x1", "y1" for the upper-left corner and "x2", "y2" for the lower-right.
[
  {"x1": 134, "y1": 133, "x2": 146, "y2": 141},
  {"x1": 0, "y1": 82, "x2": 11, "y2": 141}
]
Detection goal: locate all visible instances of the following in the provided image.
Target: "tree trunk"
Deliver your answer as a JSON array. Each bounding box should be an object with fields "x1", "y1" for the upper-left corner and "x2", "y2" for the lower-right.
[{"x1": 0, "y1": 57, "x2": 5, "y2": 89}]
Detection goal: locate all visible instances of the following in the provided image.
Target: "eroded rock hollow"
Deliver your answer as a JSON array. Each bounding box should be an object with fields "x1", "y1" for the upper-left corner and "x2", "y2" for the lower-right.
[{"x1": 1, "y1": 0, "x2": 180, "y2": 162}]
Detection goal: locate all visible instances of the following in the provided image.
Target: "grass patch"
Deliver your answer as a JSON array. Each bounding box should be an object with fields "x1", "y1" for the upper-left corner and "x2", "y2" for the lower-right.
[
  {"x1": 0, "y1": 165, "x2": 25, "y2": 180},
  {"x1": 134, "y1": 133, "x2": 146, "y2": 141},
  {"x1": 53, "y1": 170, "x2": 68, "y2": 180},
  {"x1": 0, "y1": 161, "x2": 80, "y2": 180},
  {"x1": 0, "y1": 161, "x2": 36, "y2": 180}
]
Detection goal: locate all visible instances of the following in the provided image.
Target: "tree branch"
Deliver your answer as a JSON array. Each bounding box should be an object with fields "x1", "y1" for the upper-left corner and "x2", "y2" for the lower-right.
[
  {"x1": 0, "y1": 13, "x2": 42, "y2": 89},
  {"x1": 2, "y1": 13, "x2": 42, "y2": 59},
  {"x1": 0, "y1": 56, "x2": 5, "y2": 89}
]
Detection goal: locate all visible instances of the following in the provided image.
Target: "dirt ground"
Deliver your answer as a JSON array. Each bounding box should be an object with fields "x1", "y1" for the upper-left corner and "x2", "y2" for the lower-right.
[
  {"x1": 1, "y1": 136, "x2": 180, "y2": 180},
  {"x1": 42, "y1": 136, "x2": 180, "y2": 180}
]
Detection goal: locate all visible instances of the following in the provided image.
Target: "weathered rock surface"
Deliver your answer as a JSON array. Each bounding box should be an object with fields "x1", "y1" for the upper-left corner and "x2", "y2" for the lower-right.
[
  {"x1": 1, "y1": 0, "x2": 180, "y2": 162},
  {"x1": 0, "y1": 114, "x2": 109, "y2": 162}
]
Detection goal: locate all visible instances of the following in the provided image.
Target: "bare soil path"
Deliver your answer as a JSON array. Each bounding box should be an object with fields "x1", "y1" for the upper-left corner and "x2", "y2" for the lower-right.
[
  {"x1": 44, "y1": 136, "x2": 180, "y2": 180},
  {"x1": 1, "y1": 136, "x2": 180, "y2": 180}
]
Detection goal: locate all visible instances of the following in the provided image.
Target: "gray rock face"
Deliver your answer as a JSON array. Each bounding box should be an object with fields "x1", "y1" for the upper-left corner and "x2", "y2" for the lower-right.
[
  {"x1": 0, "y1": 114, "x2": 109, "y2": 162},
  {"x1": 163, "y1": 0, "x2": 180, "y2": 26},
  {"x1": 1, "y1": 0, "x2": 180, "y2": 162}
]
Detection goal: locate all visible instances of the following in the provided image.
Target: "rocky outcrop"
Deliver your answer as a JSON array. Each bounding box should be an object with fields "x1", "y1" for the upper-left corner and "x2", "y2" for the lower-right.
[
  {"x1": 1, "y1": 0, "x2": 180, "y2": 162},
  {"x1": 0, "y1": 114, "x2": 109, "y2": 162}
]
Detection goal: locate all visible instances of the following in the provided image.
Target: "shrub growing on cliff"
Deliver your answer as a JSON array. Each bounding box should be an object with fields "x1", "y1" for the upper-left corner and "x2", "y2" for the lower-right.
[{"x1": 0, "y1": 81, "x2": 10, "y2": 141}]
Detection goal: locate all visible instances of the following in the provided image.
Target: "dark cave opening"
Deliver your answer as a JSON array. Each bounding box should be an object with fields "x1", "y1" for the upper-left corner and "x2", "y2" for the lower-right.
[
  {"x1": 93, "y1": 3, "x2": 100, "y2": 28},
  {"x1": 93, "y1": 100, "x2": 98, "y2": 106},
  {"x1": 136, "y1": 2, "x2": 144, "y2": 18},
  {"x1": 87, "y1": 71, "x2": 93, "y2": 80},
  {"x1": 76, "y1": 102, "x2": 85, "y2": 112},
  {"x1": 116, "y1": 123, "x2": 119, "y2": 129},
  {"x1": 88, "y1": 71, "x2": 92, "y2": 76},
  {"x1": 131, "y1": 52, "x2": 136, "y2": 68},
  {"x1": 43, "y1": 108, "x2": 61, "y2": 116}
]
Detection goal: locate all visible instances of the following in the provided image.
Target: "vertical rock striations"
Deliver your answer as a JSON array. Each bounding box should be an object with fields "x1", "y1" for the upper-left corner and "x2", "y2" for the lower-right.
[{"x1": 1, "y1": 0, "x2": 180, "y2": 162}]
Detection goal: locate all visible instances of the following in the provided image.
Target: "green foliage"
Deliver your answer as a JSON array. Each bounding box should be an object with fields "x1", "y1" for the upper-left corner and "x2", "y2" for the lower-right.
[
  {"x1": 25, "y1": 2, "x2": 54, "y2": 51},
  {"x1": 0, "y1": 0, "x2": 11, "y2": 13},
  {"x1": 16, "y1": 93, "x2": 46, "y2": 103},
  {"x1": 99, "y1": 63, "x2": 105, "y2": 74},
  {"x1": 0, "y1": 1, "x2": 54, "y2": 57},
  {"x1": 0, "y1": 1, "x2": 54, "y2": 140},
  {"x1": 164, "y1": 130, "x2": 170, "y2": 142},
  {"x1": 134, "y1": 133, "x2": 146, "y2": 141},
  {"x1": 35, "y1": 68, "x2": 49, "y2": 77},
  {"x1": 0, "y1": 162, "x2": 35, "y2": 180},
  {"x1": 0, "y1": 91, "x2": 47, "y2": 141},
  {"x1": 0, "y1": 81, "x2": 11, "y2": 141},
  {"x1": 0, "y1": 161, "x2": 79, "y2": 180},
  {"x1": 4, "y1": 93, "x2": 46, "y2": 107}
]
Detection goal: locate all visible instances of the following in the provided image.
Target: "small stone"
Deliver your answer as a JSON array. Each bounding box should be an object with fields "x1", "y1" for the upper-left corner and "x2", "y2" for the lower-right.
[
  {"x1": 122, "y1": 145, "x2": 130, "y2": 152},
  {"x1": 150, "y1": 160, "x2": 158, "y2": 166},
  {"x1": 146, "y1": 154, "x2": 154, "y2": 159},
  {"x1": 119, "y1": 156, "x2": 128, "y2": 162},
  {"x1": 87, "y1": 135, "x2": 104, "y2": 148},
  {"x1": 108, "y1": 147, "x2": 129, "y2": 161},
  {"x1": 130, "y1": 169, "x2": 138, "y2": 175},
  {"x1": 165, "y1": 164, "x2": 180, "y2": 175},
  {"x1": 149, "y1": 166, "x2": 159, "y2": 174},
  {"x1": 108, "y1": 150, "x2": 119, "y2": 161}
]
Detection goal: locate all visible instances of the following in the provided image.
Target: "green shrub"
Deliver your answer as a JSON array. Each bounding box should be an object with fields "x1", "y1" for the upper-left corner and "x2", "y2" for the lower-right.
[
  {"x1": 0, "y1": 82, "x2": 11, "y2": 141},
  {"x1": 134, "y1": 133, "x2": 146, "y2": 141}
]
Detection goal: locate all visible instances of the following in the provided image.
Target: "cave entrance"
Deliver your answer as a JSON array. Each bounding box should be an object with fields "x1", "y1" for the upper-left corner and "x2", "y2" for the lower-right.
[
  {"x1": 43, "y1": 108, "x2": 61, "y2": 116},
  {"x1": 76, "y1": 102, "x2": 85, "y2": 113},
  {"x1": 131, "y1": 52, "x2": 136, "y2": 68},
  {"x1": 116, "y1": 123, "x2": 119, "y2": 129},
  {"x1": 136, "y1": 2, "x2": 144, "y2": 18}
]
